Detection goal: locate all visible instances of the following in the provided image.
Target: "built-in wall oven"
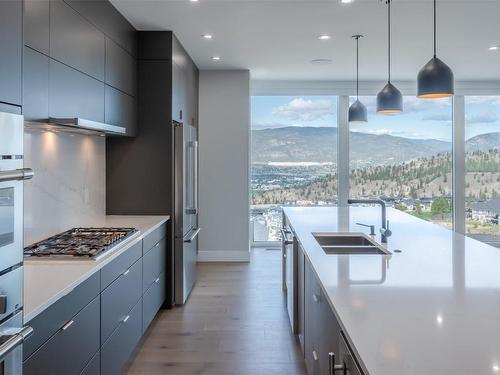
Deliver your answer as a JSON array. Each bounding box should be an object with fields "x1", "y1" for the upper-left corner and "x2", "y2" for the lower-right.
[{"x1": 0, "y1": 112, "x2": 34, "y2": 374}]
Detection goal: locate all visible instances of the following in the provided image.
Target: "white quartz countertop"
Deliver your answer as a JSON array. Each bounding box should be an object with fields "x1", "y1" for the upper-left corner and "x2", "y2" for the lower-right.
[
  {"x1": 283, "y1": 206, "x2": 500, "y2": 375},
  {"x1": 23, "y1": 215, "x2": 169, "y2": 323}
]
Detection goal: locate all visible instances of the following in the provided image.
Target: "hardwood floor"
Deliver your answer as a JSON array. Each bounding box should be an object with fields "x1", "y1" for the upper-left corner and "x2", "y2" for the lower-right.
[{"x1": 127, "y1": 248, "x2": 307, "y2": 375}]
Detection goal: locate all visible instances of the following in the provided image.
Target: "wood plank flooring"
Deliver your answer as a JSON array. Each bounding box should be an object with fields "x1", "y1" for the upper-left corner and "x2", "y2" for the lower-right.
[{"x1": 126, "y1": 248, "x2": 307, "y2": 375}]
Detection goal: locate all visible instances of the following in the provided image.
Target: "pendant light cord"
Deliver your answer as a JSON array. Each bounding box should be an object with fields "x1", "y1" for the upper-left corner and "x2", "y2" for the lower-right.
[
  {"x1": 434, "y1": 0, "x2": 437, "y2": 57},
  {"x1": 387, "y1": 0, "x2": 391, "y2": 83}
]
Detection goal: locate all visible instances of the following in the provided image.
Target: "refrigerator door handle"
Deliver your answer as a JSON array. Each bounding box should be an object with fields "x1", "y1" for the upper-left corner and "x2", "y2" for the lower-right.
[
  {"x1": 184, "y1": 228, "x2": 201, "y2": 243},
  {"x1": 0, "y1": 326, "x2": 33, "y2": 362}
]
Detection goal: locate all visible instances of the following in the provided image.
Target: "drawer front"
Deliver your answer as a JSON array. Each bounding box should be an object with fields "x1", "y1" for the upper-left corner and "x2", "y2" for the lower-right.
[
  {"x1": 101, "y1": 258, "x2": 142, "y2": 343},
  {"x1": 142, "y1": 236, "x2": 166, "y2": 292},
  {"x1": 23, "y1": 272, "x2": 100, "y2": 360},
  {"x1": 101, "y1": 239, "x2": 142, "y2": 290},
  {"x1": 101, "y1": 299, "x2": 142, "y2": 375},
  {"x1": 143, "y1": 223, "x2": 167, "y2": 254},
  {"x1": 0, "y1": 266, "x2": 22, "y2": 321},
  {"x1": 24, "y1": 296, "x2": 100, "y2": 375},
  {"x1": 80, "y1": 351, "x2": 100, "y2": 375},
  {"x1": 142, "y1": 272, "x2": 165, "y2": 332},
  {"x1": 50, "y1": 0, "x2": 105, "y2": 81}
]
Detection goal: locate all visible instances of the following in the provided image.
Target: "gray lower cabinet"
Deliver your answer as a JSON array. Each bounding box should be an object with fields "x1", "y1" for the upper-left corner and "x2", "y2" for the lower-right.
[
  {"x1": 101, "y1": 257, "x2": 142, "y2": 342},
  {"x1": 143, "y1": 272, "x2": 166, "y2": 332},
  {"x1": 0, "y1": 0, "x2": 22, "y2": 106},
  {"x1": 101, "y1": 299, "x2": 143, "y2": 375},
  {"x1": 297, "y1": 244, "x2": 305, "y2": 352},
  {"x1": 81, "y1": 351, "x2": 100, "y2": 375},
  {"x1": 24, "y1": 296, "x2": 100, "y2": 375},
  {"x1": 101, "y1": 240, "x2": 142, "y2": 290},
  {"x1": 143, "y1": 236, "x2": 166, "y2": 292}
]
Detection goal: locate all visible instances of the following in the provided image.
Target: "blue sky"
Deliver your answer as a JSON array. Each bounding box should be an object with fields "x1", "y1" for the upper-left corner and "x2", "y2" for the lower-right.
[{"x1": 251, "y1": 96, "x2": 500, "y2": 141}]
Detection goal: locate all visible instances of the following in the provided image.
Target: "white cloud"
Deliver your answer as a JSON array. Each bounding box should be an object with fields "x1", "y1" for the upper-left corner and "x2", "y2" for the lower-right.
[
  {"x1": 467, "y1": 111, "x2": 499, "y2": 124},
  {"x1": 422, "y1": 113, "x2": 451, "y2": 121},
  {"x1": 366, "y1": 128, "x2": 393, "y2": 135},
  {"x1": 272, "y1": 98, "x2": 335, "y2": 121}
]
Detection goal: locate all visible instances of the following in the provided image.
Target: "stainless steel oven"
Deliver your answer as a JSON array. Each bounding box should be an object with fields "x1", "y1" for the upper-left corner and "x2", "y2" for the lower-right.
[{"x1": 0, "y1": 111, "x2": 34, "y2": 375}]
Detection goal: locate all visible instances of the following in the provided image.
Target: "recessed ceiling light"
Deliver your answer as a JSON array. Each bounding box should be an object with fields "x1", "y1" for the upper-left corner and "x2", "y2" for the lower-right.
[
  {"x1": 489, "y1": 46, "x2": 499, "y2": 51},
  {"x1": 202, "y1": 34, "x2": 213, "y2": 39},
  {"x1": 318, "y1": 34, "x2": 332, "y2": 40},
  {"x1": 212, "y1": 56, "x2": 221, "y2": 61},
  {"x1": 190, "y1": 0, "x2": 199, "y2": 2},
  {"x1": 341, "y1": 0, "x2": 354, "y2": 3},
  {"x1": 311, "y1": 58, "x2": 332, "y2": 64}
]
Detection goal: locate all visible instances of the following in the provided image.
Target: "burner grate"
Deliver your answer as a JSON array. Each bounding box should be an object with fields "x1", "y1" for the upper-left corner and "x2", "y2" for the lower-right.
[{"x1": 24, "y1": 227, "x2": 138, "y2": 259}]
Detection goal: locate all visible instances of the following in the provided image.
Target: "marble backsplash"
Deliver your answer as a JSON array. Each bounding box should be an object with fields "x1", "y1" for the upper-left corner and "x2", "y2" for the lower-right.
[{"x1": 23, "y1": 128, "x2": 106, "y2": 245}]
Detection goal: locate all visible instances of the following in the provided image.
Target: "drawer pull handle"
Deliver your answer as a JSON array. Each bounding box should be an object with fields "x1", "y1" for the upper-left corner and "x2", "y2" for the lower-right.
[
  {"x1": 123, "y1": 315, "x2": 130, "y2": 323},
  {"x1": 312, "y1": 294, "x2": 319, "y2": 303},
  {"x1": 122, "y1": 269, "x2": 130, "y2": 276},
  {"x1": 312, "y1": 350, "x2": 319, "y2": 362},
  {"x1": 154, "y1": 242, "x2": 160, "y2": 248},
  {"x1": 61, "y1": 320, "x2": 74, "y2": 331},
  {"x1": 154, "y1": 277, "x2": 160, "y2": 283}
]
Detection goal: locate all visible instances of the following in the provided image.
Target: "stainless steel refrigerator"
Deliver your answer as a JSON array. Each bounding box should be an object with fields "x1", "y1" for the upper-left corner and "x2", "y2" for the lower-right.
[
  {"x1": 0, "y1": 112, "x2": 34, "y2": 374},
  {"x1": 173, "y1": 120, "x2": 199, "y2": 305}
]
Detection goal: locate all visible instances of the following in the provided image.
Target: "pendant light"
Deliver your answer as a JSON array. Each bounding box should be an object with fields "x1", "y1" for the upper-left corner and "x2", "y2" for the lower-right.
[
  {"x1": 349, "y1": 35, "x2": 368, "y2": 123},
  {"x1": 417, "y1": 0, "x2": 454, "y2": 98},
  {"x1": 377, "y1": 0, "x2": 403, "y2": 114}
]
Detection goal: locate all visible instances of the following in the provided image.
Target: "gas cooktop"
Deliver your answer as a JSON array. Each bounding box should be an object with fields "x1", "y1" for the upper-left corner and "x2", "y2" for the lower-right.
[{"x1": 24, "y1": 227, "x2": 138, "y2": 260}]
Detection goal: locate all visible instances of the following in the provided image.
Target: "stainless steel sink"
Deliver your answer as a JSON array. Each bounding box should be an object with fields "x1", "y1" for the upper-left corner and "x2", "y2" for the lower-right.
[{"x1": 312, "y1": 233, "x2": 390, "y2": 255}]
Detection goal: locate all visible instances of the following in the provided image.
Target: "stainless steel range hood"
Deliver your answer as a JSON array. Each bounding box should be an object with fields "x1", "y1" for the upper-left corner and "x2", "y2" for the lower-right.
[{"x1": 42, "y1": 118, "x2": 126, "y2": 135}]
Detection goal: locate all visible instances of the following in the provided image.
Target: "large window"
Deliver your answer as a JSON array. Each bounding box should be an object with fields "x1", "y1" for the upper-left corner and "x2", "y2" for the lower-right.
[
  {"x1": 465, "y1": 96, "x2": 500, "y2": 246},
  {"x1": 349, "y1": 96, "x2": 453, "y2": 229},
  {"x1": 250, "y1": 96, "x2": 338, "y2": 242}
]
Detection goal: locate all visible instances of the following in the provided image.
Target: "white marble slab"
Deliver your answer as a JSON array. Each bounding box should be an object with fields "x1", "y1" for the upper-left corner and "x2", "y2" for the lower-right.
[
  {"x1": 283, "y1": 206, "x2": 500, "y2": 375},
  {"x1": 24, "y1": 215, "x2": 169, "y2": 323}
]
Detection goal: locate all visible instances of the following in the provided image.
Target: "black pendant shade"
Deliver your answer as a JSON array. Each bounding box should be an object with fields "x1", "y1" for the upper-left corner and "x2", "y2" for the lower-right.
[
  {"x1": 377, "y1": 82, "x2": 403, "y2": 114},
  {"x1": 349, "y1": 35, "x2": 368, "y2": 123},
  {"x1": 417, "y1": 0, "x2": 454, "y2": 99},
  {"x1": 349, "y1": 99, "x2": 368, "y2": 123},
  {"x1": 377, "y1": 0, "x2": 403, "y2": 114}
]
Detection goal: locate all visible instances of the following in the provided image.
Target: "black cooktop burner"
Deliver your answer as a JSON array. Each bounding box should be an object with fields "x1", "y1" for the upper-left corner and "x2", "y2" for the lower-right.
[{"x1": 24, "y1": 227, "x2": 138, "y2": 259}]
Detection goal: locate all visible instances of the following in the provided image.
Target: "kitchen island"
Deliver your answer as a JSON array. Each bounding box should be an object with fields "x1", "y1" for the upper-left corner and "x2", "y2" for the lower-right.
[{"x1": 283, "y1": 206, "x2": 500, "y2": 375}]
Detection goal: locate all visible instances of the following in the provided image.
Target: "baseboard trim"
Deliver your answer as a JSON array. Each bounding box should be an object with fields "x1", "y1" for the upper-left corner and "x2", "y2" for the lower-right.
[{"x1": 197, "y1": 250, "x2": 250, "y2": 262}]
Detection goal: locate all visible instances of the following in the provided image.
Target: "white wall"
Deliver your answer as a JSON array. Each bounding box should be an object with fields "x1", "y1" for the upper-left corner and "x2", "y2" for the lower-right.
[
  {"x1": 24, "y1": 129, "x2": 105, "y2": 245},
  {"x1": 198, "y1": 70, "x2": 250, "y2": 262}
]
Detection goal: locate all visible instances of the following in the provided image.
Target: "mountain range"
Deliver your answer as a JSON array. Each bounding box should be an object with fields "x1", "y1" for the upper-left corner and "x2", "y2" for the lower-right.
[{"x1": 251, "y1": 127, "x2": 500, "y2": 165}]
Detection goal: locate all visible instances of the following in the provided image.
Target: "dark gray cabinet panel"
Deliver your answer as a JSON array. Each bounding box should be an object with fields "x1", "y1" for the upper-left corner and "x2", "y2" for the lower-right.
[
  {"x1": 0, "y1": 0, "x2": 22, "y2": 106},
  {"x1": 50, "y1": 0, "x2": 105, "y2": 81},
  {"x1": 142, "y1": 272, "x2": 165, "y2": 332},
  {"x1": 81, "y1": 351, "x2": 100, "y2": 375},
  {"x1": 49, "y1": 59, "x2": 105, "y2": 122},
  {"x1": 304, "y1": 258, "x2": 321, "y2": 375},
  {"x1": 101, "y1": 258, "x2": 142, "y2": 343},
  {"x1": 143, "y1": 223, "x2": 167, "y2": 254},
  {"x1": 105, "y1": 38, "x2": 136, "y2": 95},
  {"x1": 24, "y1": 0, "x2": 50, "y2": 54},
  {"x1": 100, "y1": 240, "x2": 142, "y2": 290},
  {"x1": 143, "y1": 237, "x2": 166, "y2": 292},
  {"x1": 297, "y1": 245, "x2": 305, "y2": 353},
  {"x1": 23, "y1": 47, "x2": 49, "y2": 122},
  {"x1": 105, "y1": 85, "x2": 136, "y2": 136},
  {"x1": 24, "y1": 297, "x2": 100, "y2": 375},
  {"x1": 137, "y1": 31, "x2": 172, "y2": 61},
  {"x1": 23, "y1": 272, "x2": 100, "y2": 360},
  {"x1": 64, "y1": 0, "x2": 137, "y2": 57},
  {"x1": 101, "y1": 299, "x2": 142, "y2": 375}
]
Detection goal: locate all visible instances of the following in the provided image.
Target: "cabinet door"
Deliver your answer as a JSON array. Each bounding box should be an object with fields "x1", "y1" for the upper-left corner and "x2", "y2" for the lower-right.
[
  {"x1": 49, "y1": 59, "x2": 105, "y2": 122},
  {"x1": 50, "y1": 0, "x2": 105, "y2": 81},
  {"x1": 105, "y1": 38, "x2": 136, "y2": 96},
  {"x1": 105, "y1": 85, "x2": 136, "y2": 136},
  {"x1": 0, "y1": 0, "x2": 22, "y2": 106},
  {"x1": 318, "y1": 288, "x2": 342, "y2": 375},
  {"x1": 23, "y1": 47, "x2": 49, "y2": 122},
  {"x1": 24, "y1": 0, "x2": 50, "y2": 54},
  {"x1": 297, "y1": 245, "x2": 305, "y2": 352},
  {"x1": 304, "y1": 259, "x2": 321, "y2": 375}
]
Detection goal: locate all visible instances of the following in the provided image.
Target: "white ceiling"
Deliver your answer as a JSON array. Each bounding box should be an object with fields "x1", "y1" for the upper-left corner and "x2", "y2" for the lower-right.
[{"x1": 110, "y1": 0, "x2": 500, "y2": 81}]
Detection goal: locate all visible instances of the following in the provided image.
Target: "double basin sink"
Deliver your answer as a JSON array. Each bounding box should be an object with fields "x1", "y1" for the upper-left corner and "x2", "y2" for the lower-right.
[{"x1": 313, "y1": 233, "x2": 390, "y2": 255}]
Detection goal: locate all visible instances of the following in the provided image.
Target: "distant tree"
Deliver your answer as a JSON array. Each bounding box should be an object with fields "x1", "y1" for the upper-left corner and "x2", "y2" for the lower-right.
[{"x1": 431, "y1": 198, "x2": 451, "y2": 219}]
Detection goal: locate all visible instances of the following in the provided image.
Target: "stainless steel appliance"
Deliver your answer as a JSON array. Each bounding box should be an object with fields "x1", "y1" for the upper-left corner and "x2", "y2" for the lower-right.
[
  {"x1": 173, "y1": 120, "x2": 199, "y2": 305},
  {"x1": 281, "y1": 224, "x2": 298, "y2": 333},
  {"x1": 0, "y1": 112, "x2": 34, "y2": 374},
  {"x1": 23, "y1": 227, "x2": 138, "y2": 260}
]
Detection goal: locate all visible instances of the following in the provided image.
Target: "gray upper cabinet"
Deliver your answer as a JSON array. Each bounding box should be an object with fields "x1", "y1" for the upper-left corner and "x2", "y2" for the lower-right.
[
  {"x1": 0, "y1": 0, "x2": 22, "y2": 106},
  {"x1": 23, "y1": 47, "x2": 49, "y2": 122},
  {"x1": 49, "y1": 60, "x2": 105, "y2": 122},
  {"x1": 24, "y1": 0, "x2": 50, "y2": 55},
  {"x1": 105, "y1": 86, "x2": 137, "y2": 136},
  {"x1": 106, "y1": 38, "x2": 136, "y2": 96},
  {"x1": 50, "y1": 0, "x2": 105, "y2": 81}
]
